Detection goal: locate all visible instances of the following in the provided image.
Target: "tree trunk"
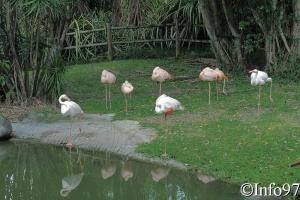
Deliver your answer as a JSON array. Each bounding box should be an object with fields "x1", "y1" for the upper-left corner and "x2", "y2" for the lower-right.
[
  {"x1": 199, "y1": 0, "x2": 231, "y2": 67},
  {"x1": 5, "y1": 2, "x2": 27, "y2": 102},
  {"x1": 292, "y1": 0, "x2": 300, "y2": 54},
  {"x1": 221, "y1": 0, "x2": 246, "y2": 71}
]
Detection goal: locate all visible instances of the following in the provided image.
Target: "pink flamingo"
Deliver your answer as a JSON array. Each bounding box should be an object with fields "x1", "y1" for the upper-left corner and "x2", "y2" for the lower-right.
[
  {"x1": 101, "y1": 70, "x2": 116, "y2": 109},
  {"x1": 121, "y1": 80, "x2": 134, "y2": 115},
  {"x1": 199, "y1": 67, "x2": 228, "y2": 104},
  {"x1": 155, "y1": 94, "x2": 184, "y2": 156},
  {"x1": 59, "y1": 94, "x2": 84, "y2": 148},
  {"x1": 249, "y1": 69, "x2": 273, "y2": 114},
  {"x1": 152, "y1": 67, "x2": 174, "y2": 95},
  {"x1": 214, "y1": 68, "x2": 228, "y2": 96}
]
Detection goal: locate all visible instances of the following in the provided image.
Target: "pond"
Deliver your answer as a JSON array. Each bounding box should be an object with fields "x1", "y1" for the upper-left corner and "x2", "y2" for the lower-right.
[{"x1": 0, "y1": 141, "x2": 283, "y2": 200}]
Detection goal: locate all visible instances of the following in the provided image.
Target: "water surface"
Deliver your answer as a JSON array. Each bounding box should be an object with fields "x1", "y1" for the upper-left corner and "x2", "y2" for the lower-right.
[{"x1": 0, "y1": 141, "x2": 279, "y2": 199}]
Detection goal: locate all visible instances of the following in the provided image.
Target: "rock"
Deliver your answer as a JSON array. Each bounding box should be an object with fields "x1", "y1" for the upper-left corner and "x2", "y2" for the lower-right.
[{"x1": 0, "y1": 115, "x2": 13, "y2": 141}]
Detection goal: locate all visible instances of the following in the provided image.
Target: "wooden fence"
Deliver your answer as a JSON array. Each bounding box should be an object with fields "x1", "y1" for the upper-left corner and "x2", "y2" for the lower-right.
[{"x1": 64, "y1": 20, "x2": 210, "y2": 60}]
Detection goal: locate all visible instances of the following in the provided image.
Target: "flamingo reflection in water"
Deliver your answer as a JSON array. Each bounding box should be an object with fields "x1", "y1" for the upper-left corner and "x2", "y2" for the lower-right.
[
  {"x1": 60, "y1": 147, "x2": 85, "y2": 197},
  {"x1": 121, "y1": 162, "x2": 134, "y2": 181},
  {"x1": 197, "y1": 172, "x2": 215, "y2": 184},
  {"x1": 60, "y1": 172, "x2": 84, "y2": 197},
  {"x1": 151, "y1": 166, "x2": 170, "y2": 182},
  {"x1": 101, "y1": 153, "x2": 117, "y2": 179}
]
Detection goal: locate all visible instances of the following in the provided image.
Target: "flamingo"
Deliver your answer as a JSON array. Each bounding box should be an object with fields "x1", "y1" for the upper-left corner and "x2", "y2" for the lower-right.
[
  {"x1": 199, "y1": 67, "x2": 228, "y2": 104},
  {"x1": 121, "y1": 80, "x2": 134, "y2": 115},
  {"x1": 60, "y1": 173, "x2": 84, "y2": 197},
  {"x1": 152, "y1": 67, "x2": 174, "y2": 95},
  {"x1": 101, "y1": 70, "x2": 116, "y2": 109},
  {"x1": 101, "y1": 164, "x2": 116, "y2": 179},
  {"x1": 214, "y1": 68, "x2": 228, "y2": 96},
  {"x1": 121, "y1": 164, "x2": 134, "y2": 181},
  {"x1": 155, "y1": 94, "x2": 184, "y2": 156},
  {"x1": 59, "y1": 94, "x2": 84, "y2": 148},
  {"x1": 151, "y1": 167, "x2": 170, "y2": 182},
  {"x1": 249, "y1": 69, "x2": 273, "y2": 114}
]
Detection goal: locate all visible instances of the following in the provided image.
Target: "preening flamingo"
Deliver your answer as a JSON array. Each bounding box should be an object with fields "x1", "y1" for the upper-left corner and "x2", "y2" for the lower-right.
[
  {"x1": 121, "y1": 80, "x2": 134, "y2": 115},
  {"x1": 214, "y1": 68, "x2": 228, "y2": 95},
  {"x1": 199, "y1": 67, "x2": 228, "y2": 104},
  {"x1": 101, "y1": 70, "x2": 116, "y2": 109},
  {"x1": 59, "y1": 94, "x2": 84, "y2": 148},
  {"x1": 60, "y1": 173, "x2": 84, "y2": 197},
  {"x1": 249, "y1": 69, "x2": 273, "y2": 114},
  {"x1": 155, "y1": 94, "x2": 184, "y2": 156},
  {"x1": 151, "y1": 167, "x2": 170, "y2": 182},
  {"x1": 152, "y1": 67, "x2": 174, "y2": 95}
]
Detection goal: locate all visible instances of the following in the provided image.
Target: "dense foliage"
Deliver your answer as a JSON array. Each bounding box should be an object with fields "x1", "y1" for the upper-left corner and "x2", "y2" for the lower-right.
[{"x1": 0, "y1": 0, "x2": 299, "y2": 104}]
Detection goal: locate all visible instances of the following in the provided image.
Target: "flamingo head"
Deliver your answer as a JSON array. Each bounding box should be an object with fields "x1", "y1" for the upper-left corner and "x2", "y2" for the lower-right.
[
  {"x1": 249, "y1": 69, "x2": 258, "y2": 74},
  {"x1": 61, "y1": 94, "x2": 71, "y2": 101}
]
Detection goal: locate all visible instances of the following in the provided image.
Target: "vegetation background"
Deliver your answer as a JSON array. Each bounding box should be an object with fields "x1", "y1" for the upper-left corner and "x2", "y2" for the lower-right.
[{"x1": 1, "y1": 0, "x2": 300, "y2": 190}]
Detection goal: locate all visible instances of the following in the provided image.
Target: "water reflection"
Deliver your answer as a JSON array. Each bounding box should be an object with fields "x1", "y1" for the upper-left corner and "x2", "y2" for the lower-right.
[
  {"x1": 121, "y1": 161, "x2": 134, "y2": 181},
  {"x1": 60, "y1": 148, "x2": 85, "y2": 197},
  {"x1": 60, "y1": 173, "x2": 84, "y2": 197},
  {"x1": 151, "y1": 166, "x2": 170, "y2": 182},
  {"x1": 0, "y1": 141, "x2": 284, "y2": 200}
]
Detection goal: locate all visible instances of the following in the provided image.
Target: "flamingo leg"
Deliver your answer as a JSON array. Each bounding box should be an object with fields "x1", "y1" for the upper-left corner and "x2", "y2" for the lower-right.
[
  {"x1": 269, "y1": 80, "x2": 273, "y2": 102},
  {"x1": 109, "y1": 84, "x2": 111, "y2": 109},
  {"x1": 216, "y1": 81, "x2": 219, "y2": 100},
  {"x1": 105, "y1": 84, "x2": 108, "y2": 108},
  {"x1": 223, "y1": 79, "x2": 226, "y2": 94},
  {"x1": 125, "y1": 94, "x2": 128, "y2": 115},
  {"x1": 159, "y1": 82, "x2": 162, "y2": 96},
  {"x1": 78, "y1": 113, "x2": 82, "y2": 132},
  {"x1": 258, "y1": 85, "x2": 262, "y2": 115},
  {"x1": 162, "y1": 114, "x2": 168, "y2": 157},
  {"x1": 208, "y1": 82, "x2": 211, "y2": 104},
  {"x1": 67, "y1": 117, "x2": 73, "y2": 148}
]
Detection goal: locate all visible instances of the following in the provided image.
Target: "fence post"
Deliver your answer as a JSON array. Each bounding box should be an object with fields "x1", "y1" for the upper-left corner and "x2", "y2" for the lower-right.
[
  {"x1": 175, "y1": 18, "x2": 180, "y2": 57},
  {"x1": 106, "y1": 23, "x2": 113, "y2": 60}
]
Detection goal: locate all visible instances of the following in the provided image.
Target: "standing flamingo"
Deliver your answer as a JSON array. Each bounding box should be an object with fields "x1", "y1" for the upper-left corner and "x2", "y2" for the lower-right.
[
  {"x1": 214, "y1": 68, "x2": 228, "y2": 96},
  {"x1": 101, "y1": 70, "x2": 116, "y2": 109},
  {"x1": 155, "y1": 94, "x2": 184, "y2": 156},
  {"x1": 59, "y1": 94, "x2": 84, "y2": 148},
  {"x1": 152, "y1": 67, "x2": 174, "y2": 95},
  {"x1": 199, "y1": 67, "x2": 228, "y2": 104},
  {"x1": 249, "y1": 69, "x2": 273, "y2": 114},
  {"x1": 121, "y1": 80, "x2": 134, "y2": 115}
]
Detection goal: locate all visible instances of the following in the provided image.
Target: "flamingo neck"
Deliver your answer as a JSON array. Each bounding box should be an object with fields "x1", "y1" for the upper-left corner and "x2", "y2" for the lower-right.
[{"x1": 59, "y1": 96, "x2": 70, "y2": 105}]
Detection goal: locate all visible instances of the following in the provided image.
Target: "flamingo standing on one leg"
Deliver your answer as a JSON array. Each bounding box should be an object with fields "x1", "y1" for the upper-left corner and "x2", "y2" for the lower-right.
[
  {"x1": 152, "y1": 67, "x2": 174, "y2": 95},
  {"x1": 101, "y1": 70, "x2": 116, "y2": 109},
  {"x1": 199, "y1": 67, "x2": 219, "y2": 104},
  {"x1": 59, "y1": 94, "x2": 84, "y2": 148},
  {"x1": 155, "y1": 94, "x2": 184, "y2": 157},
  {"x1": 199, "y1": 67, "x2": 228, "y2": 104},
  {"x1": 121, "y1": 80, "x2": 134, "y2": 115},
  {"x1": 214, "y1": 68, "x2": 229, "y2": 96},
  {"x1": 249, "y1": 69, "x2": 273, "y2": 114}
]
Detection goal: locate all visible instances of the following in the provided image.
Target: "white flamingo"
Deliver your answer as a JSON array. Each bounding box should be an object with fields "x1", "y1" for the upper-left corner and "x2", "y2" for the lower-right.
[
  {"x1": 60, "y1": 173, "x2": 84, "y2": 197},
  {"x1": 249, "y1": 69, "x2": 273, "y2": 114},
  {"x1": 155, "y1": 94, "x2": 184, "y2": 156},
  {"x1": 59, "y1": 94, "x2": 84, "y2": 148}
]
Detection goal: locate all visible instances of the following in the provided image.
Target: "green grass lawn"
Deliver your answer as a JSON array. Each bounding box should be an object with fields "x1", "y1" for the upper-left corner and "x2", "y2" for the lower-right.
[{"x1": 61, "y1": 58, "x2": 300, "y2": 186}]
